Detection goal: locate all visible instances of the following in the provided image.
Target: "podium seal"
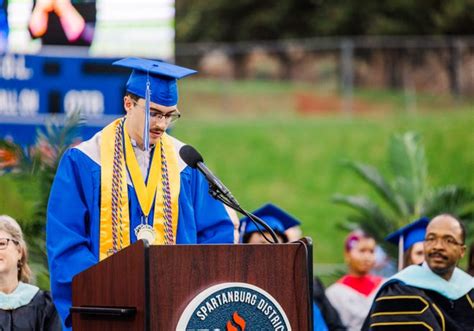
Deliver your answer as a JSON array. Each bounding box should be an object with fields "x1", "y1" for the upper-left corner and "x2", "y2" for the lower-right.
[{"x1": 176, "y1": 282, "x2": 291, "y2": 330}]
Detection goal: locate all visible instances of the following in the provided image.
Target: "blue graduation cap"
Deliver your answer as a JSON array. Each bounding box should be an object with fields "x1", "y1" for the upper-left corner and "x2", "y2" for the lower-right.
[
  {"x1": 386, "y1": 217, "x2": 429, "y2": 251},
  {"x1": 113, "y1": 57, "x2": 197, "y2": 106},
  {"x1": 113, "y1": 57, "x2": 197, "y2": 150},
  {"x1": 240, "y1": 203, "x2": 301, "y2": 238},
  {"x1": 385, "y1": 216, "x2": 429, "y2": 270}
]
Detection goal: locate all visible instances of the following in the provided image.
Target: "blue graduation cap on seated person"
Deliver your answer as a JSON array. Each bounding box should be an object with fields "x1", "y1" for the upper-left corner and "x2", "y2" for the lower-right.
[
  {"x1": 385, "y1": 216, "x2": 429, "y2": 270},
  {"x1": 113, "y1": 57, "x2": 197, "y2": 150},
  {"x1": 240, "y1": 203, "x2": 301, "y2": 237}
]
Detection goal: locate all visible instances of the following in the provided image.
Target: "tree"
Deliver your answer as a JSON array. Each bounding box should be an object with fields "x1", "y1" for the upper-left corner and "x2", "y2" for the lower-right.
[
  {"x1": 0, "y1": 112, "x2": 83, "y2": 289},
  {"x1": 333, "y1": 131, "x2": 473, "y2": 254},
  {"x1": 175, "y1": 0, "x2": 321, "y2": 42},
  {"x1": 175, "y1": 0, "x2": 474, "y2": 43}
]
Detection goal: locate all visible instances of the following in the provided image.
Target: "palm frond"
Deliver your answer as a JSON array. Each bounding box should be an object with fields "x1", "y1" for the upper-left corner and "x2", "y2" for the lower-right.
[
  {"x1": 333, "y1": 131, "x2": 474, "y2": 259},
  {"x1": 423, "y1": 186, "x2": 474, "y2": 222},
  {"x1": 389, "y1": 132, "x2": 429, "y2": 214},
  {"x1": 392, "y1": 177, "x2": 417, "y2": 214},
  {"x1": 344, "y1": 161, "x2": 409, "y2": 216},
  {"x1": 332, "y1": 194, "x2": 395, "y2": 233},
  {"x1": 332, "y1": 194, "x2": 383, "y2": 217}
]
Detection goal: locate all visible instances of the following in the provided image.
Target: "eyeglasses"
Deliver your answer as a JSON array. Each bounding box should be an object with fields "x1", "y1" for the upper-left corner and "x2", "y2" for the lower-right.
[
  {"x1": 0, "y1": 238, "x2": 19, "y2": 250},
  {"x1": 132, "y1": 101, "x2": 181, "y2": 123},
  {"x1": 424, "y1": 236, "x2": 464, "y2": 247}
]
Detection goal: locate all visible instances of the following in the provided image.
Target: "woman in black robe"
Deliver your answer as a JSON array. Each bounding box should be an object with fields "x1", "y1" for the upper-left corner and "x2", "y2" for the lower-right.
[{"x1": 0, "y1": 215, "x2": 61, "y2": 330}]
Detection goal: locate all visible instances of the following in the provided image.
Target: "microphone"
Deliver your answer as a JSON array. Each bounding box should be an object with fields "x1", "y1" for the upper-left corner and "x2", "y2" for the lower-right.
[
  {"x1": 179, "y1": 145, "x2": 239, "y2": 206},
  {"x1": 179, "y1": 144, "x2": 279, "y2": 244}
]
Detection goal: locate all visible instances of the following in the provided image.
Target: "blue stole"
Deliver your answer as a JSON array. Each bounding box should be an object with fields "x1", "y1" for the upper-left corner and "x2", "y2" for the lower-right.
[
  {"x1": 0, "y1": 282, "x2": 39, "y2": 310},
  {"x1": 389, "y1": 263, "x2": 473, "y2": 300}
]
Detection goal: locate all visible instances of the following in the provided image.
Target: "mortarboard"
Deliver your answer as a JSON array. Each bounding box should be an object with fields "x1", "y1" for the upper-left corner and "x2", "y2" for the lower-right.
[
  {"x1": 113, "y1": 57, "x2": 197, "y2": 106},
  {"x1": 385, "y1": 216, "x2": 429, "y2": 270},
  {"x1": 113, "y1": 57, "x2": 197, "y2": 150},
  {"x1": 240, "y1": 203, "x2": 301, "y2": 236}
]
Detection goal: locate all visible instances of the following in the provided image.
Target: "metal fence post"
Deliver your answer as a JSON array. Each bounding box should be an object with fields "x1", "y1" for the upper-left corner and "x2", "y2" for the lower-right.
[{"x1": 340, "y1": 39, "x2": 354, "y2": 114}]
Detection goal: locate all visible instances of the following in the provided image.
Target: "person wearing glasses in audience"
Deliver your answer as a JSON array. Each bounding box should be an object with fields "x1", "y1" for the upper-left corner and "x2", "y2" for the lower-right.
[
  {"x1": 46, "y1": 58, "x2": 235, "y2": 330},
  {"x1": 362, "y1": 214, "x2": 474, "y2": 331},
  {"x1": 0, "y1": 215, "x2": 61, "y2": 330}
]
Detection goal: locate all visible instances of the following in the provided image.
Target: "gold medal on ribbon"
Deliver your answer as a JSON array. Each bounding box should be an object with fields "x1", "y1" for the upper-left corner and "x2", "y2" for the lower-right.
[{"x1": 135, "y1": 224, "x2": 157, "y2": 244}]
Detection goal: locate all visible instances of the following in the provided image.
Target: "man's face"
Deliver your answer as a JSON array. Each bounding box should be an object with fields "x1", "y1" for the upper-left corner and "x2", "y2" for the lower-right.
[
  {"x1": 123, "y1": 96, "x2": 179, "y2": 147},
  {"x1": 345, "y1": 237, "x2": 376, "y2": 276},
  {"x1": 424, "y1": 215, "x2": 466, "y2": 278}
]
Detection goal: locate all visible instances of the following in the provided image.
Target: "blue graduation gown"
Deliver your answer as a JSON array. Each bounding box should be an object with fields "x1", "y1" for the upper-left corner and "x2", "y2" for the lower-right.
[
  {"x1": 313, "y1": 302, "x2": 329, "y2": 331},
  {"x1": 46, "y1": 132, "x2": 234, "y2": 330}
]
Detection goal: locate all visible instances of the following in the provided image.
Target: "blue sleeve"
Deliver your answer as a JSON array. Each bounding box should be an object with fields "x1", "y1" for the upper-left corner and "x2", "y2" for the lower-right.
[
  {"x1": 46, "y1": 149, "x2": 98, "y2": 330},
  {"x1": 313, "y1": 302, "x2": 329, "y2": 331},
  {"x1": 191, "y1": 168, "x2": 234, "y2": 243}
]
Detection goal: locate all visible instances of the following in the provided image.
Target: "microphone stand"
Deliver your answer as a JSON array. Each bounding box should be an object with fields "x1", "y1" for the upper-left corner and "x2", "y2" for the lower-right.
[{"x1": 208, "y1": 185, "x2": 279, "y2": 244}]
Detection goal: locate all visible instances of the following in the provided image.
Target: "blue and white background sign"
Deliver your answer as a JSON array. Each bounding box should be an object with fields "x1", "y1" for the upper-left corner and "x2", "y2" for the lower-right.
[{"x1": 177, "y1": 282, "x2": 291, "y2": 331}]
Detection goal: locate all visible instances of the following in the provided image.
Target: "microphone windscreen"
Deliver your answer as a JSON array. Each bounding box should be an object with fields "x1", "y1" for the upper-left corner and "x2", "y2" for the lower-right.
[{"x1": 179, "y1": 145, "x2": 204, "y2": 168}]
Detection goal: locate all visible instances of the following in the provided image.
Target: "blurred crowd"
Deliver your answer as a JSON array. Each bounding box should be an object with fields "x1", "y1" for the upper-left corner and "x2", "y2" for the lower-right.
[
  {"x1": 1, "y1": 205, "x2": 473, "y2": 330},
  {"x1": 238, "y1": 204, "x2": 473, "y2": 331}
]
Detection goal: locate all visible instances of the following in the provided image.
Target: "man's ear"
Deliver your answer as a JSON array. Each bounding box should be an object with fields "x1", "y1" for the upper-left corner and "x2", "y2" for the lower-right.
[
  {"x1": 123, "y1": 96, "x2": 133, "y2": 112},
  {"x1": 459, "y1": 244, "x2": 466, "y2": 259}
]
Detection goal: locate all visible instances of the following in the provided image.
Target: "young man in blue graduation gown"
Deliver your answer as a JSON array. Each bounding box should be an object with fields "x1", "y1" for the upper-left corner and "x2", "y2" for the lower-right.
[
  {"x1": 46, "y1": 58, "x2": 235, "y2": 330},
  {"x1": 362, "y1": 214, "x2": 474, "y2": 331}
]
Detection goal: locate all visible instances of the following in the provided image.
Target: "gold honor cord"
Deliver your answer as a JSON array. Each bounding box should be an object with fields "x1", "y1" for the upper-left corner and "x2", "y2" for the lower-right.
[
  {"x1": 159, "y1": 132, "x2": 180, "y2": 242},
  {"x1": 100, "y1": 118, "x2": 130, "y2": 260},
  {"x1": 100, "y1": 119, "x2": 180, "y2": 261},
  {"x1": 123, "y1": 124, "x2": 161, "y2": 219}
]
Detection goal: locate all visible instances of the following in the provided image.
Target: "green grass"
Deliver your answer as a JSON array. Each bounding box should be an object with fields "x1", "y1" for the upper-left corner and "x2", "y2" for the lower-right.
[
  {"x1": 1, "y1": 80, "x2": 473, "y2": 282},
  {"x1": 172, "y1": 110, "x2": 474, "y2": 269}
]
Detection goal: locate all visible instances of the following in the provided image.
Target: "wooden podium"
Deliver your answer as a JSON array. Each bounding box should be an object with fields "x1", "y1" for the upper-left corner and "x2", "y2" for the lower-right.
[{"x1": 71, "y1": 239, "x2": 313, "y2": 330}]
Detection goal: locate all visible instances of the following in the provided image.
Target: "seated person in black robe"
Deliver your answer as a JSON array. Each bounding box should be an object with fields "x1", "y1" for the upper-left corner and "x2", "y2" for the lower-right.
[
  {"x1": 362, "y1": 214, "x2": 474, "y2": 331},
  {"x1": 0, "y1": 215, "x2": 61, "y2": 330}
]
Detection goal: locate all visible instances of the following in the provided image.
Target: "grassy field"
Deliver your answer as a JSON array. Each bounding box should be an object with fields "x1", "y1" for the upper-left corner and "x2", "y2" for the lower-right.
[
  {"x1": 1, "y1": 80, "x2": 473, "y2": 282},
  {"x1": 172, "y1": 110, "x2": 474, "y2": 265},
  {"x1": 173, "y1": 79, "x2": 474, "y2": 271}
]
